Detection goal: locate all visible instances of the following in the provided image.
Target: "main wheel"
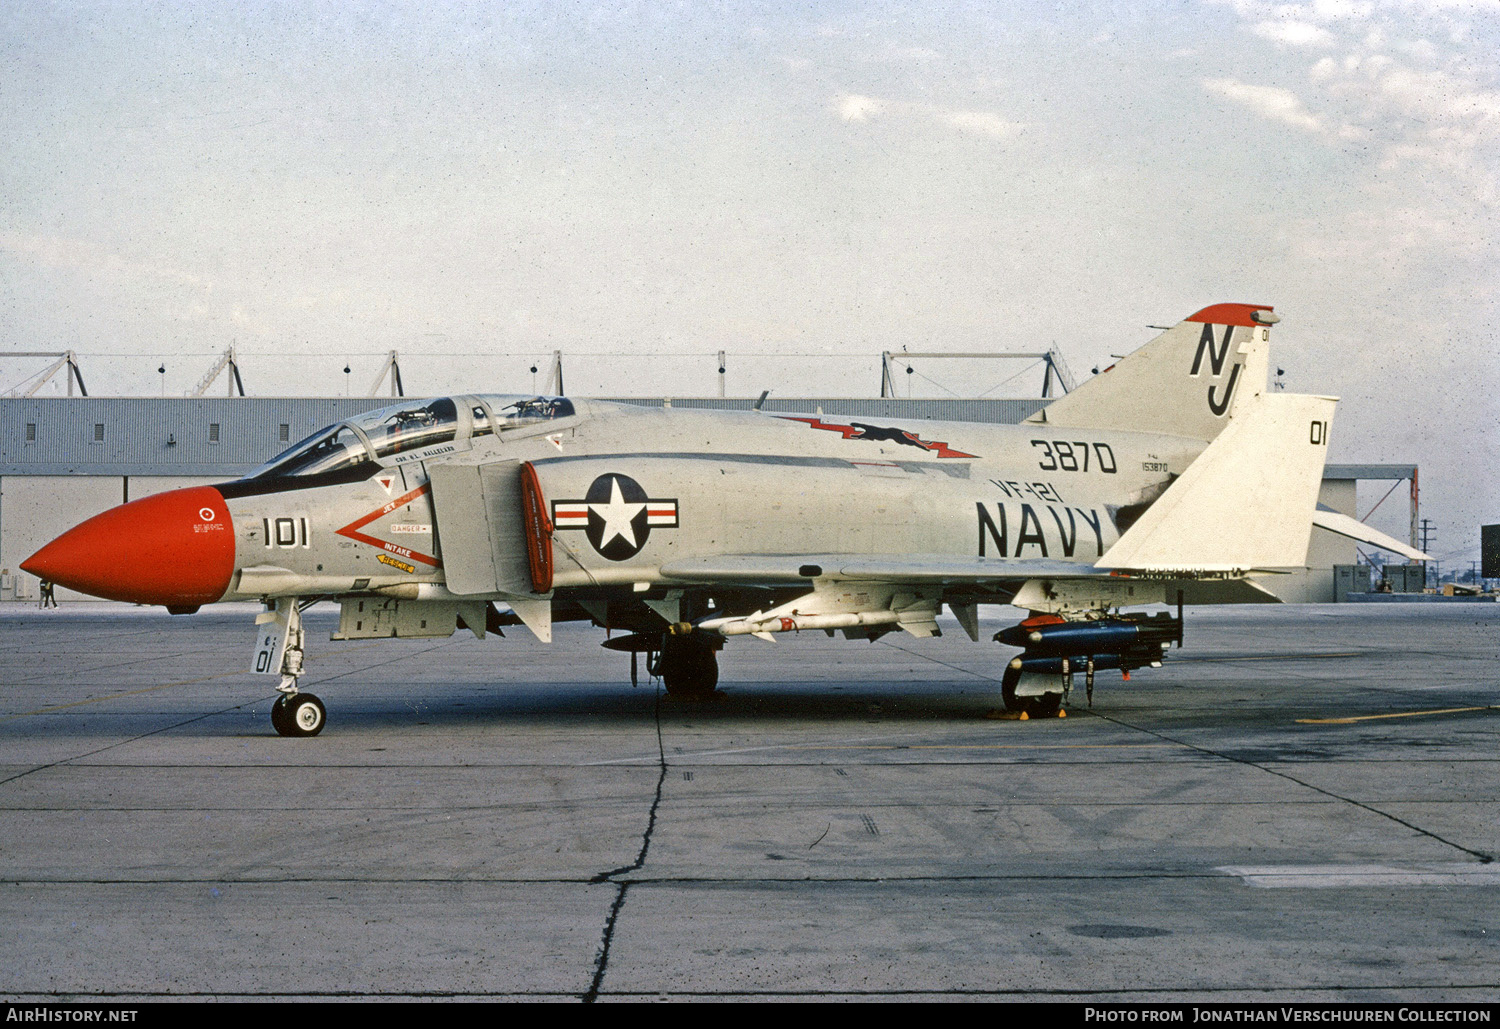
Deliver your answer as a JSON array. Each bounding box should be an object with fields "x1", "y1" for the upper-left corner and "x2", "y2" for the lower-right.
[
  {"x1": 1029, "y1": 690, "x2": 1062, "y2": 718},
  {"x1": 660, "y1": 636, "x2": 719, "y2": 697},
  {"x1": 1000, "y1": 667, "x2": 1063, "y2": 718},
  {"x1": 1000, "y1": 666, "x2": 1027, "y2": 713},
  {"x1": 273, "y1": 693, "x2": 326, "y2": 737}
]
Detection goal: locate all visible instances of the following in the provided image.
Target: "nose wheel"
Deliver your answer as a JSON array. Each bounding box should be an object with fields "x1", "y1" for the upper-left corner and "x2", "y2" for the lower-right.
[{"x1": 271, "y1": 692, "x2": 326, "y2": 737}]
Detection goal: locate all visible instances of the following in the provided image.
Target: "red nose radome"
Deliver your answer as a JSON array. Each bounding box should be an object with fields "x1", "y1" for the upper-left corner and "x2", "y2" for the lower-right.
[{"x1": 20, "y1": 486, "x2": 235, "y2": 607}]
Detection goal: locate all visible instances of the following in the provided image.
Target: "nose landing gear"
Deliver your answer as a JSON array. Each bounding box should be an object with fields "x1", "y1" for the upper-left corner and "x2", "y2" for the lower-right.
[
  {"x1": 271, "y1": 692, "x2": 326, "y2": 737},
  {"x1": 256, "y1": 597, "x2": 329, "y2": 737}
]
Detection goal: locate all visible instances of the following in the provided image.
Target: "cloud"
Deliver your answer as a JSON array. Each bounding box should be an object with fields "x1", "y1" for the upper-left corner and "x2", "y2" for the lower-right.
[
  {"x1": 833, "y1": 93, "x2": 886, "y2": 123},
  {"x1": 856, "y1": 45, "x2": 943, "y2": 64},
  {"x1": 1309, "y1": 0, "x2": 1373, "y2": 22},
  {"x1": 1250, "y1": 19, "x2": 1337, "y2": 46},
  {"x1": 935, "y1": 109, "x2": 1024, "y2": 140},
  {"x1": 1373, "y1": 65, "x2": 1500, "y2": 128},
  {"x1": 832, "y1": 94, "x2": 1024, "y2": 140},
  {"x1": 1309, "y1": 56, "x2": 1341, "y2": 82},
  {"x1": 1305, "y1": 53, "x2": 1500, "y2": 188},
  {"x1": 1202, "y1": 77, "x2": 1325, "y2": 132}
]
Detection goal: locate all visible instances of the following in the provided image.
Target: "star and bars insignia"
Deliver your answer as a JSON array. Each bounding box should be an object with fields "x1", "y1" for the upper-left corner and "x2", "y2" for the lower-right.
[{"x1": 552, "y1": 474, "x2": 678, "y2": 561}]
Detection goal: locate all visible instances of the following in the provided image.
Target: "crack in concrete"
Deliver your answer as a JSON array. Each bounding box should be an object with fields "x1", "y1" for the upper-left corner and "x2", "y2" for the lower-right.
[{"x1": 582, "y1": 682, "x2": 667, "y2": 1003}]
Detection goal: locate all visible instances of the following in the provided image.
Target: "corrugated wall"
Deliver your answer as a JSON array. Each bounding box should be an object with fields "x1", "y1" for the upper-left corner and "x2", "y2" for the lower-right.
[
  {"x1": 608, "y1": 397, "x2": 1049, "y2": 423},
  {"x1": 0, "y1": 396, "x2": 1049, "y2": 475},
  {"x1": 1, "y1": 397, "x2": 418, "y2": 475}
]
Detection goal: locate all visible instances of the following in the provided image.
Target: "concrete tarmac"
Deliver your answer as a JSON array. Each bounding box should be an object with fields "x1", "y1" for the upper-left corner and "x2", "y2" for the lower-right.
[{"x1": 0, "y1": 602, "x2": 1496, "y2": 1001}]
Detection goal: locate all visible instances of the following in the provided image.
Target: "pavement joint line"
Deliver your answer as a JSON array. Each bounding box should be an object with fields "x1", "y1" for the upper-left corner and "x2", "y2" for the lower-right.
[
  {"x1": 3, "y1": 643, "x2": 253, "y2": 687},
  {"x1": 1174, "y1": 652, "x2": 1364, "y2": 662},
  {"x1": 26, "y1": 754, "x2": 1500, "y2": 768},
  {"x1": 0, "y1": 800, "x2": 1369, "y2": 813},
  {"x1": 0, "y1": 872, "x2": 1254, "y2": 885},
  {"x1": 594, "y1": 742, "x2": 1180, "y2": 757},
  {"x1": 0, "y1": 640, "x2": 468, "y2": 790},
  {"x1": 5, "y1": 608, "x2": 1495, "y2": 996},
  {"x1": 874, "y1": 637, "x2": 1003, "y2": 683},
  {"x1": 583, "y1": 729, "x2": 944, "y2": 764},
  {"x1": 0, "y1": 671, "x2": 250, "y2": 723},
  {"x1": 0, "y1": 638, "x2": 398, "y2": 723},
  {"x1": 821, "y1": 742, "x2": 1174, "y2": 750},
  {"x1": 0, "y1": 706, "x2": 257, "y2": 790},
  {"x1": 1087, "y1": 710, "x2": 1496, "y2": 865},
  {"x1": 1218, "y1": 862, "x2": 1500, "y2": 887},
  {"x1": 873, "y1": 613, "x2": 1500, "y2": 865}
]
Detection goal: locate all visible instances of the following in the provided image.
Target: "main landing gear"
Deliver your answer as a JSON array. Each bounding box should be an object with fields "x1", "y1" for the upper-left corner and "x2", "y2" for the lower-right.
[
  {"x1": 604, "y1": 630, "x2": 722, "y2": 698},
  {"x1": 657, "y1": 634, "x2": 720, "y2": 698},
  {"x1": 994, "y1": 610, "x2": 1184, "y2": 718},
  {"x1": 999, "y1": 666, "x2": 1062, "y2": 718}
]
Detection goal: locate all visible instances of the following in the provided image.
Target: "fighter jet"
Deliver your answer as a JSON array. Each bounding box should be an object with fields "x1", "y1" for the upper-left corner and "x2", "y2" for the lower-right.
[{"x1": 22, "y1": 304, "x2": 1425, "y2": 735}]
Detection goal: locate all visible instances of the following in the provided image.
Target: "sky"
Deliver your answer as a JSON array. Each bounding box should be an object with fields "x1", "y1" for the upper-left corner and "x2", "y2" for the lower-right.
[{"x1": 1, "y1": 0, "x2": 1496, "y2": 567}]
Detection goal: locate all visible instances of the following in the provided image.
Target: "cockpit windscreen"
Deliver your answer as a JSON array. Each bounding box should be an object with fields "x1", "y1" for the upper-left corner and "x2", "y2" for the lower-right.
[
  {"x1": 246, "y1": 395, "x2": 576, "y2": 481},
  {"x1": 248, "y1": 424, "x2": 372, "y2": 480}
]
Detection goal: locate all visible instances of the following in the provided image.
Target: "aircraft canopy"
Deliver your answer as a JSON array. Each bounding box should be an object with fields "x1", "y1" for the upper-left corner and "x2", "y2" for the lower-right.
[{"x1": 247, "y1": 395, "x2": 575, "y2": 481}]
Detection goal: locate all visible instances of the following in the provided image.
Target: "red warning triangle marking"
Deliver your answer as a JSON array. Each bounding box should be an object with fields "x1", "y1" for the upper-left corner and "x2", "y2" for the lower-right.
[{"x1": 336, "y1": 483, "x2": 441, "y2": 567}]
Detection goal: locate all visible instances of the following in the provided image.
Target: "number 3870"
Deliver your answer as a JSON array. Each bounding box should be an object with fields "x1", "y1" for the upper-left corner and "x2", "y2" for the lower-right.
[{"x1": 1031, "y1": 440, "x2": 1116, "y2": 473}]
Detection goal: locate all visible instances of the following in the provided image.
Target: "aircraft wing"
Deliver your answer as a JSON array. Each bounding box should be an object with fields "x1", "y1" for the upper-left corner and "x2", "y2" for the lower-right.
[
  {"x1": 659, "y1": 554, "x2": 1103, "y2": 585},
  {"x1": 658, "y1": 554, "x2": 1281, "y2": 606}
]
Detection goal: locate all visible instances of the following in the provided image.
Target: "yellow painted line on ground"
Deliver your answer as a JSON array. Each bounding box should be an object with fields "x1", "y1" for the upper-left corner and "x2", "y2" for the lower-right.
[
  {"x1": 1297, "y1": 706, "x2": 1497, "y2": 725},
  {"x1": 0, "y1": 671, "x2": 248, "y2": 722},
  {"x1": 1203, "y1": 652, "x2": 1362, "y2": 662},
  {"x1": 780, "y1": 743, "x2": 1175, "y2": 752},
  {"x1": 910, "y1": 743, "x2": 1175, "y2": 751}
]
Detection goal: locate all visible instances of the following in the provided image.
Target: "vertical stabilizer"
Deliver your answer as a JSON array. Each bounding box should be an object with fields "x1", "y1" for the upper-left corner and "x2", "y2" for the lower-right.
[{"x1": 1026, "y1": 303, "x2": 1276, "y2": 441}]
